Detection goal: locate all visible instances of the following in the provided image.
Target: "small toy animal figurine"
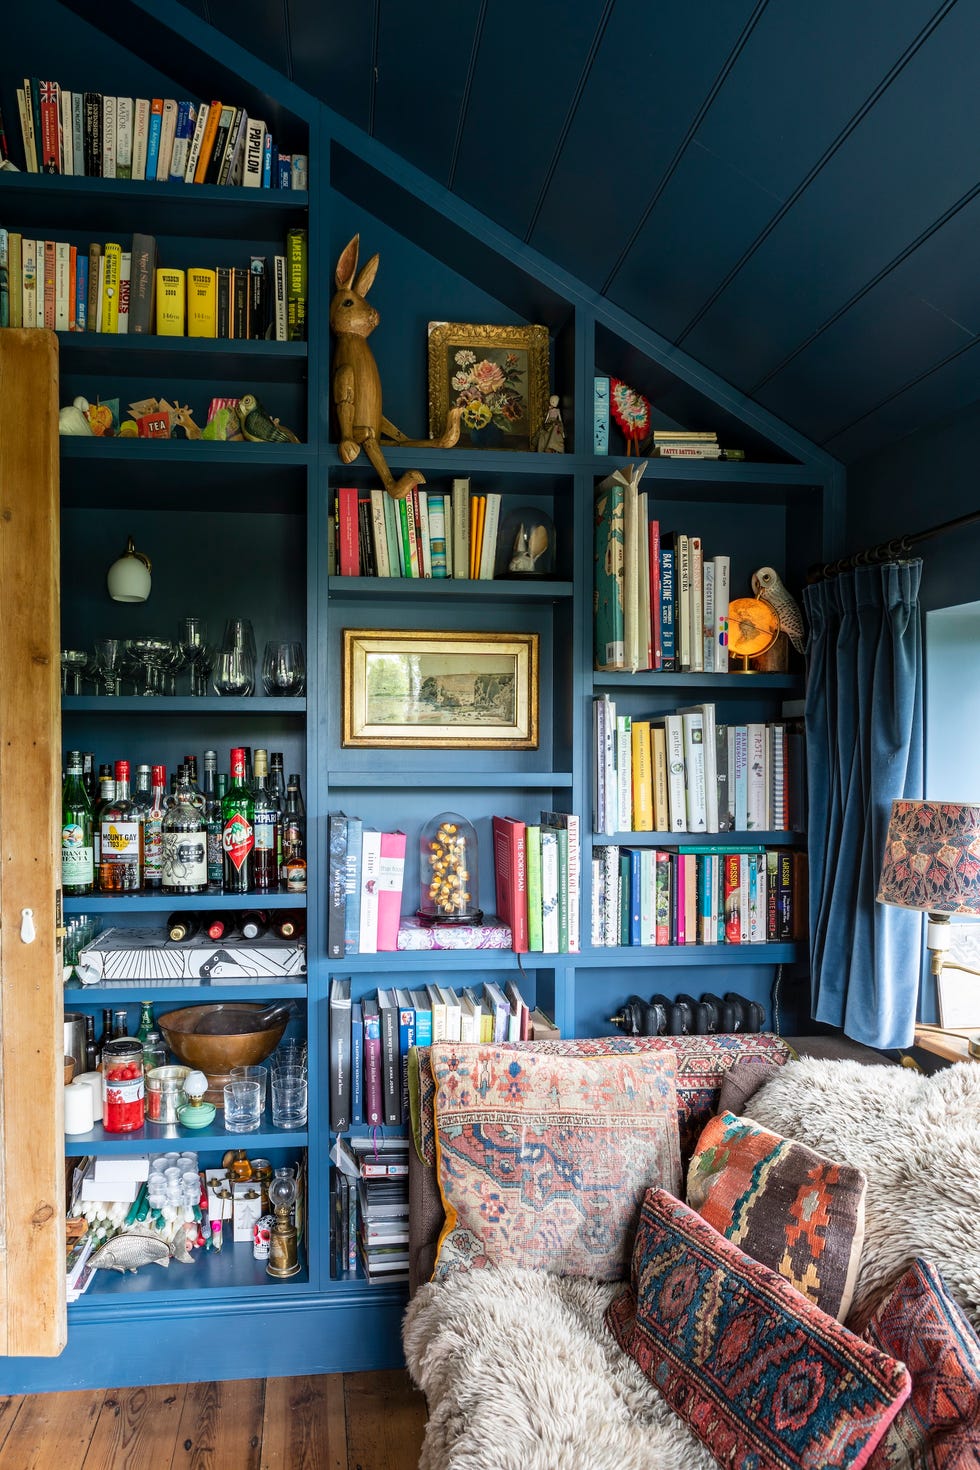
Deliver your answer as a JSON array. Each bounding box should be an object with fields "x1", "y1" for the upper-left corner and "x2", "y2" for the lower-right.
[
  {"x1": 172, "y1": 402, "x2": 202, "y2": 439},
  {"x1": 236, "y1": 393, "x2": 300, "y2": 444},
  {"x1": 751, "y1": 565, "x2": 806, "y2": 653},
  {"x1": 331, "y1": 235, "x2": 462, "y2": 499},
  {"x1": 508, "y1": 523, "x2": 550, "y2": 574}
]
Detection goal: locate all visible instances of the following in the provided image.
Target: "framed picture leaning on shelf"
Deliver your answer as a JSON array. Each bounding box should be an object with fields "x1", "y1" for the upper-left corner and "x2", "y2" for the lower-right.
[
  {"x1": 428, "y1": 322, "x2": 550, "y2": 450},
  {"x1": 342, "y1": 629, "x2": 539, "y2": 748}
]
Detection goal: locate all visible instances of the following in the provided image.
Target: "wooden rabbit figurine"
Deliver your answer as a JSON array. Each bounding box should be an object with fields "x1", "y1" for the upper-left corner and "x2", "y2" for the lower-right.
[{"x1": 331, "y1": 235, "x2": 461, "y2": 500}]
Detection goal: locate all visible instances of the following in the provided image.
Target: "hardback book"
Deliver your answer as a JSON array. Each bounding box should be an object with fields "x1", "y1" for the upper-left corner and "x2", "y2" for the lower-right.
[
  {"x1": 203, "y1": 102, "x2": 233, "y2": 184},
  {"x1": 723, "y1": 854, "x2": 742, "y2": 943},
  {"x1": 648, "y1": 516, "x2": 662, "y2": 668},
  {"x1": 187, "y1": 267, "x2": 217, "y2": 338},
  {"x1": 716, "y1": 721, "x2": 733, "y2": 831},
  {"x1": 243, "y1": 117, "x2": 266, "y2": 186},
  {"x1": 216, "y1": 266, "x2": 231, "y2": 337},
  {"x1": 337, "y1": 486, "x2": 360, "y2": 576},
  {"x1": 342, "y1": 814, "x2": 363, "y2": 954},
  {"x1": 131, "y1": 98, "x2": 150, "y2": 180},
  {"x1": 650, "y1": 721, "x2": 670, "y2": 832},
  {"x1": 688, "y1": 534, "x2": 704, "y2": 673},
  {"x1": 540, "y1": 809, "x2": 580, "y2": 953},
  {"x1": 659, "y1": 545, "x2": 676, "y2": 670},
  {"x1": 491, "y1": 814, "x2": 529, "y2": 953},
  {"x1": 328, "y1": 976, "x2": 352, "y2": 1133},
  {"x1": 654, "y1": 849, "x2": 671, "y2": 945},
  {"x1": 680, "y1": 711, "x2": 707, "y2": 833},
  {"x1": 248, "y1": 255, "x2": 267, "y2": 340},
  {"x1": 116, "y1": 250, "x2": 131, "y2": 335},
  {"x1": 505, "y1": 979, "x2": 530, "y2": 1040},
  {"x1": 231, "y1": 266, "x2": 248, "y2": 338},
  {"x1": 428, "y1": 492, "x2": 448, "y2": 577},
  {"x1": 745, "y1": 723, "x2": 769, "y2": 831},
  {"x1": 539, "y1": 827, "x2": 560, "y2": 952},
  {"x1": 7, "y1": 233, "x2": 22, "y2": 330},
  {"x1": 439, "y1": 986, "x2": 461, "y2": 1043},
  {"x1": 59, "y1": 89, "x2": 73, "y2": 175},
  {"x1": 408, "y1": 989, "x2": 432, "y2": 1049},
  {"x1": 631, "y1": 719, "x2": 654, "y2": 831},
  {"x1": 357, "y1": 828, "x2": 382, "y2": 954},
  {"x1": 478, "y1": 493, "x2": 501, "y2": 580},
  {"x1": 115, "y1": 96, "x2": 133, "y2": 179},
  {"x1": 17, "y1": 86, "x2": 37, "y2": 173},
  {"x1": 482, "y1": 980, "x2": 510, "y2": 1044},
  {"x1": 349, "y1": 999, "x2": 364, "y2": 1126},
  {"x1": 71, "y1": 92, "x2": 85, "y2": 177},
  {"x1": 376, "y1": 989, "x2": 402, "y2": 1125},
  {"x1": 594, "y1": 470, "x2": 625, "y2": 671},
  {"x1": 637, "y1": 488, "x2": 652, "y2": 669},
  {"x1": 183, "y1": 101, "x2": 209, "y2": 183},
  {"x1": 662, "y1": 532, "x2": 691, "y2": 671},
  {"x1": 616, "y1": 713, "x2": 633, "y2": 832},
  {"x1": 286, "y1": 227, "x2": 307, "y2": 341},
  {"x1": 273, "y1": 253, "x2": 287, "y2": 341},
  {"x1": 327, "y1": 811, "x2": 348, "y2": 960},
  {"x1": 394, "y1": 988, "x2": 415, "y2": 1116},
  {"x1": 525, "y1": 823, "x2": 543, "y2": 951},
  {"x1": 713, "y1": 553, "x2": 730, "y2": 672},
  {"x1": 679, "y1": 702, "x2": 718, "y2": 832},
  {"x1": 593, "y1": 374, "x2": 610, "y2": 454},
  {"x1": 703, "y1": 558, "x2": 715, "y2": 673},
  {"x1": 41, "y1": 240, "x2": 56, "y2": 330},
  {"x1": 368, "y1": 489, "x2": 390, "y2": 577},
  {"x1": 361, "y1": 994, "x2": 383, "y2": 1126},
  {"x1": 417, "y1": 491, "x2": 433, "y2": 578},
  {"x1": 155, "y1": 98, "x2": 178, "y2": 181},
  {"x1": 458, "y1": 989, "x2": 481, "y2": 1043},
  {"x1": 54, "y1": 240, "x2": 70, "y2": 332},
  {"x1": 376, "y1": 830, "x2": 406, "y2": 952},
  {"x1": 154, "y1": 267, "x2": 185, "y2": 336},
  {"x1": 639, "y1": 847, "x2": 656, "y2": 945},
  {"x1": 128, "y1": 234, "x2": 157, "y2": 335},
  {"x1": 193, "y1": 101, "x2": 222, "y2": 183},
  {"x1": 732, "y1": 725, "x2": 748, "y2": 832},
  {"x1": 451, "y1": 477, "x2": 470, "y2": 581},
  {"x1": 168, "y1": 100, "x2": 196, "y2": 181},
  {"x1": 144, "y1": 98, "x2": 164, "y2": 181},
  {"x1": 655, "y1": 714, "x2": 687, "y2": 833},
  {"x1": 39, "y1": 79, "x2": 60, "y2": 174},
  {"x1": 100, "y1": 241, "x2": 122, "y2": 333},
  {"x1": 425, "y1": 983, "x2": 447, "y2": 1042}
]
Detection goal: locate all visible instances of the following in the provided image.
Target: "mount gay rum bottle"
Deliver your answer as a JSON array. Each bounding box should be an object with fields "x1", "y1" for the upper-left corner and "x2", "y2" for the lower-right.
[
  {"x1": 98, "y1": 759, "x2": 144, "y2": 893},
  {"x1": 221, "y1": 747, "x2": 255, "y2": 894}
]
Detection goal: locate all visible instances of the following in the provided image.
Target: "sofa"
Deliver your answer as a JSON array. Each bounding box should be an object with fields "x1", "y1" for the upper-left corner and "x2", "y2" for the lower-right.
[{"x1": 402, "y1": 1034, "x2": 980, "y2": 1470}]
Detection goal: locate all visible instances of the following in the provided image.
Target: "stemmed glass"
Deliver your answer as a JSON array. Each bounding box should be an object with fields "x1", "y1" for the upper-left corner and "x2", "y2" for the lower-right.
[
  {"x1": 262, "y1": 640, "x2": 306, "y2": 695},
  {"x1": 94, "y1": 637, "x2": 127, "y2": 696},
  {"x1": 60, "y1": 649, "x2": 92, "y2": 695},
  {"x1": 177, "y1": 617, "x2": 209, "y2": 696},
  {"x1": 126, "y1": 638, "x2": 174, "y2": 696}
]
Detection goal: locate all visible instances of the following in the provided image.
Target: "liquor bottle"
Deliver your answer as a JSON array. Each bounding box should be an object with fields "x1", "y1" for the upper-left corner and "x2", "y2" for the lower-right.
[
  {"x1": 62, "y1": 749, "x2": 95, "y2": 896},
  {"x1": 162, "y1": 765, "x2": 208, "y2": 895},
  {"x1": 98, "y1": 760, "x2": 144, "y2": 893},
  {"x1": 167, "y1": 911, "x2": 201, "y2": 942},
  {"x1": 93, "y1": 763, "x2": 115, "y2": 868},
  {"x1": 238, "y1": 909, "x2": 269, "y2": 940},
  {"x1": 184, "y1": 753, "x2": 205, "y2": 811},
  {"x1": 84, "y1": 1014, "x2": 98, "y2": 1072},
  {"x1": 269, "y1": 752, "x2": 287, "y2": 872},
  {"x1": 222, "y1": 747, "x2": 255, "y2": 894},
  {"x1": 271, "y1": 910, "x2": 306, "y2": 940},
  {"x1": 202, "y1": 751, "x2": 224, "y2": 893},
  {"x1": 112, "y1": 1008, "x2": 130, "y2": 1038},
  {"x1": 133, "y1": 763, "x2": 154, "y2": 813},
  {"x1": 203, "y1": 912, "x2": 227, "y2": 941},
  {"x1": 136, "y1": 1000, "x2": 156, "y2": 1045},
  {"x1": 97, "y1": 1007, "x2": 114, "y2": 1067},
  {"x1": 143, "y1": 764, "x2": 167, "y2": 890},
  {"x1": 281, "y1": 773, "x2": 306, "y2": 879},
  {"x1": 252, "y1": 748, "x2": 280, "y2": 893},
  {"x1": 82, "y1": 751, "x2": 97, "y2": 805}
]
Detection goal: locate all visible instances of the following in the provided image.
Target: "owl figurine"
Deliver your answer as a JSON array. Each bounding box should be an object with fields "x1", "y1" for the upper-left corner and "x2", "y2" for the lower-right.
[
  {"x1": 751, "y1": 566, "x2": 806, "y2": 654},
  {"x1": 236, "y1": 393, "x2": 300, "y2": 444}
]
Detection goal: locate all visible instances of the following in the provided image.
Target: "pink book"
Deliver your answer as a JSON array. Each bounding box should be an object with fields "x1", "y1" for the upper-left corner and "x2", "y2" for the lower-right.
[{"x1": 376, "y1": 830, "x2": 407, "y2": 951}]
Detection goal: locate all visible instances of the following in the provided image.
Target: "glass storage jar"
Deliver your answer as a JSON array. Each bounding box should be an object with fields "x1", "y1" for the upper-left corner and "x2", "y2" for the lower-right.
[
  {"x1": 102, "y1": 1038, "x2": 145, "y2": 1132},
  {"x1": 417, "y1": 812, "x2": 483, "y2": 925}
]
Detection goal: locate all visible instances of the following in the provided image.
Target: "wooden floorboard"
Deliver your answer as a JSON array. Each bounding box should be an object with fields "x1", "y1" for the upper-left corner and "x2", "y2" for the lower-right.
[{"x1": 0, "y1": 1373, "x2": 425, "y2": 1470}]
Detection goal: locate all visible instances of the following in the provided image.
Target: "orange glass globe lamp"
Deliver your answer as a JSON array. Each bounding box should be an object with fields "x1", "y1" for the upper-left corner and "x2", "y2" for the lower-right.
[{"x1": 727, "y1": 597, "x2": 779, "y2": 672}]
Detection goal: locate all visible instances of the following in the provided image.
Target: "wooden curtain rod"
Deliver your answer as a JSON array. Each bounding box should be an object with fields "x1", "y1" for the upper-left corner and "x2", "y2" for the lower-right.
[{"x1": 808, "y1": 506, "x2": 980, "y2": 581}]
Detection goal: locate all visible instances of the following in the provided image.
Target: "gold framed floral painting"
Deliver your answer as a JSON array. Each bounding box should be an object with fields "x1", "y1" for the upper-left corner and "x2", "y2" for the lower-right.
[
  {"x1": 428, "y1": 322, "x2": 550, "y2": 451},
  {"x1": 343, "y1": 629, "x2": 539, "y2": 748}
]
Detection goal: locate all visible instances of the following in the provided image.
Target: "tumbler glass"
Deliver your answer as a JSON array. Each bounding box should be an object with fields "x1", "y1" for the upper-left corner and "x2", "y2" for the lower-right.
[
  {"x1": 229, "y1": 1064, "x2": 268, "y2": 1112},
  {"x1": 271, "y1": 1069, "x2": 307, "y2": 1128},
  {"x1": 262, "y1": 640, "x2": 306, "y2": 695},
  {"x1": 223, "y1": 1078, "x2": 262, "y2": 1132}
]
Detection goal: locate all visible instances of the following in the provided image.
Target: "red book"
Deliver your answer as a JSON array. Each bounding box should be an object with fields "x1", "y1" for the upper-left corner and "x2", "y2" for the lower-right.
[
  {"x1": 361, "y1": 995, "x2": 383, "y2": 1127},
  {"x1": 337, "y1": 486, "x2": 360, "y2": 576},
  {"x1": 39, "y1": 80, "x2": 60, "y2": 174},
  {"x1": 376, "y1": 830, "x2": 406, "y2": 952},
  {"x1": 724, "y1": 854, "x2": 742, "y2": 944},
  {"x1": 491, "y1": 814, "x2": 529, "y2": 953},
  {"x1": 649, "y1": 517, "x2": 662, "y2": 669}
]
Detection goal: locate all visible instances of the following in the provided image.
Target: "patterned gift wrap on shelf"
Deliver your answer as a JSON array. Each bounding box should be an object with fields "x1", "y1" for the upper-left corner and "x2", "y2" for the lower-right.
[{"x1": 78, "y1": 926, "x2": 306, "y2": 982}]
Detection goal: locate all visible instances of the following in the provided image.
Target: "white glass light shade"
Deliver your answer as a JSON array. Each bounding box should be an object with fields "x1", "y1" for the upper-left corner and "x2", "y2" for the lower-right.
[{"x1": 107, "y1": 536, "x2": 152, "y2": 602}]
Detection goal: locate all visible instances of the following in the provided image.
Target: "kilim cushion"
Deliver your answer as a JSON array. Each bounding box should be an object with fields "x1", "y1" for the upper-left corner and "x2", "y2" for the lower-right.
[
  {"x1": 411, "y1": 1032, "x2": 793, "y2": 1166},
  {"x1": 687, "y1": 1109, "x2": 867, "y2": 1320},
  {"x1": 857, "y1": 1257, "x2": 980, "y2": 1468},
  {"x1": 605, "y1": 1189, "x2": 911, "y2": 1470},
  {"x1": 429, "y1": 1042, "x2": 681, "y2": 1280}
]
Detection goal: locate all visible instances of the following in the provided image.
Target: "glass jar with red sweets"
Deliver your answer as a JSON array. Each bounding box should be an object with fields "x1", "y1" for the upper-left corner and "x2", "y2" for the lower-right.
[{"x1": 102, "y1": 1038, "x2": 145, "y2": 1132}]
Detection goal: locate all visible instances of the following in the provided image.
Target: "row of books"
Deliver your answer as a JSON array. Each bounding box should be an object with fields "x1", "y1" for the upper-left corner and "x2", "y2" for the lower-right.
[
  {"x1": 594, "y1": 697, "x2": 805, "y2": 837},
  {"x1": 492, "y1": 812, "x2": 581, "y2": 954},
  {"x1": 332, "y1": 478, "x2": 504, "y2": 581},
  {"x1": 12, "y1": 81, "x2": 302, "y2": 189},
  {"x1": 594, "y1": 463, "x2": 734, "y2": 674},
  {"x1": 332, "y1": 1136, "x2": 410, "y2": 1282},
  {"x1": 590, "y1": 845, "x2": 807, "y2": 948},
  {"x1": 0, "y1": 230, "x2": 306, "y2": 342},
  {"x1": 327, "y1": 816, "x2": 407, "y2": 958},
  {"x1": 327, "y1": 978, "x2": 558, "y2": 1131}
]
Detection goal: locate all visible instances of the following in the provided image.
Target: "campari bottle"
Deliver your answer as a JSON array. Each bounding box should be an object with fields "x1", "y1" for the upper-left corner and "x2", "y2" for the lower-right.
[
  {"x1": 252, "y1": 748, "x2": 280, "y2": 893},
  {"x1": 61, "y1": 750, "x2": 94, "y2": 897},
  {"x1": 221, "y1": 747, "x2": 255, "y2": 894}
]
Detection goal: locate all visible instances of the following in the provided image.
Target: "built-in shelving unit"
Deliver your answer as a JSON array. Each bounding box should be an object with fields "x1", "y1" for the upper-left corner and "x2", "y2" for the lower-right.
[{"x1": 1, "y1": 0, "x2": 844, "y2": 1392}]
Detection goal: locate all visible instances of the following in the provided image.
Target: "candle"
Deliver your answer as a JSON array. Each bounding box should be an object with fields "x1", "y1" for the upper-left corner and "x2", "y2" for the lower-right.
[
  {"x1": 73, "y1": 1070, "x2": 103, "y2": 1122},
  {"x1": 64, "y1": 1081, "x2": 94, "y2": 1135}
]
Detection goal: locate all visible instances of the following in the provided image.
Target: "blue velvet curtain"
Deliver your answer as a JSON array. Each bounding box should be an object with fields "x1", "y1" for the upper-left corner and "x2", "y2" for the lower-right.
[{"x1": 803, "y1": 560, "x2": 924, "y2": 1049}]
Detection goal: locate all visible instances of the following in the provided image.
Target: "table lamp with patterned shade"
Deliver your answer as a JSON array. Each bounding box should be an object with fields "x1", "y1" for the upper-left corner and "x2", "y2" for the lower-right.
[{"x1": 876, "y1": 799, "x2": 980, "y2": 977}]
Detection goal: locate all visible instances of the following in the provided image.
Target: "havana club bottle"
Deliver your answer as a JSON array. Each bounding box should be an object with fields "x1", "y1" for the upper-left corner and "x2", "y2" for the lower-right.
[
  {"x1": 61, "y1": 750, "x2": 95, "y2": 896},
  {"x1": 221, "y1": 747, "x2": 255, "y2": 894}
]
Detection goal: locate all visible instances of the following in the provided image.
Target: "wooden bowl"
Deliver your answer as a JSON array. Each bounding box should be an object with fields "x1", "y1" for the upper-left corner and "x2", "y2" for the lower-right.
[
  {"x1": 157, "y1": 1003, "x2": 289, "y2": 1108},
  {"x1": 64, "y1": 1055, "x2": 75, "y2": 1085}
]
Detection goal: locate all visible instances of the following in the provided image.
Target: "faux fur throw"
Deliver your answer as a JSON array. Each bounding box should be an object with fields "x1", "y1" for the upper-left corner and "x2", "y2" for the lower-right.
[{"x1": 403, "y1": 1059, "x2": 980, "y2": 1469}]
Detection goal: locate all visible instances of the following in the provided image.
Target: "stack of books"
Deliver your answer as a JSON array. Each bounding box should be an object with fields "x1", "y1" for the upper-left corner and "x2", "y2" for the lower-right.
[
  {"x1": 12, "y1": 80, "x2": 301, "y2": 188},
  {"x1": 332, "y1": 478, "x2": 502, "y2": 580},
  {"x1": 593, "y1": 698, "x2": 806, "y2": 836},
  {"x1": 332, "y1": 1136, "x2": 410, "y2": 1282},
  {"x1": 492, "y1": 811, "x2": 581, "y2": 954},
  {"x1": 646, "y1": 429, "x2": 721, "y2": 459}
]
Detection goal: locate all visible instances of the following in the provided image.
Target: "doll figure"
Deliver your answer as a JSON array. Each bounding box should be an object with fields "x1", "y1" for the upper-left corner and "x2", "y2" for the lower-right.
[{"x1": 534, "y1": 395, "x2": 565, "y2": 453}]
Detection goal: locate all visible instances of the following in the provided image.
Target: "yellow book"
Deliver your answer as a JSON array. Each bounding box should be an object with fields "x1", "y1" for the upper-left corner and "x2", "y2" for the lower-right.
[
  {"x1": 101, "y1": 242, "x2": 122, "y2": 334},
  {"x1": 631, "y1": 719, "x2": 654, "y2": 831},
  {"x1": 651, "y1": 722, "x2": 670, "y2": 832},
  {"x1": 186, "y1": 267, "x2": 217, "y2": 338},
  {"x1": 155, "y1": 267, "x2": 185, "y2": 336}
]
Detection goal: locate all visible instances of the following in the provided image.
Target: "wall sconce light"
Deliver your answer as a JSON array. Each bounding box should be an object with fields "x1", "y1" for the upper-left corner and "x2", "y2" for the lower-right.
[
  {"x1": 876, "y1": 798, "x2": 980, "y2": 981},
  {"x1": 106, "y1": 535, "x2": 152, "y2": 603}
]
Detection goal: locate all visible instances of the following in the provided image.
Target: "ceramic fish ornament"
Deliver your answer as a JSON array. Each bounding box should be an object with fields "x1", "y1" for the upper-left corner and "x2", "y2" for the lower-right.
[
  {"x1": 89, "y1": 1229, "x2": 193, "y2": 1273},
  {"x1": 236, "y1": 393, "x2": 300, "y2": 444},
  {"x1": 751, "y1": 566, "x2": 806, "y2": 653}
]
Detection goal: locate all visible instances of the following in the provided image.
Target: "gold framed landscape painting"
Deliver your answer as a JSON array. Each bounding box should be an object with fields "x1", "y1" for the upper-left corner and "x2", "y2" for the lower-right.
[
  {"x1": 343, "y1": 629, "x2": 539, "y2": 748},
  {"x1": 428, "y1": 322, "x2": 550, "y2": 451}
]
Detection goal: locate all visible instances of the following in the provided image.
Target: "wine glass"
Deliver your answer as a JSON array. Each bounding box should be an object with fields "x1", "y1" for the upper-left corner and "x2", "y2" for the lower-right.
[
  {"x1": 177, "y1": 617, "x2": 208, "y2": 695},
  {"x1": 262, "y1": 640, "x2": 306, "y2": 695},
  {"x1": 126, "y1": 638, "x2": 173, "y2": 696},
  {"x1": 93, "y1": 637, "x2": 126, "y2": 696},
  {"x1": 60, "y1": 649, "x2": 92, "y2": 695},
  {"x1": 213, "y1": 618, "x2": 256, "y2": 696}
]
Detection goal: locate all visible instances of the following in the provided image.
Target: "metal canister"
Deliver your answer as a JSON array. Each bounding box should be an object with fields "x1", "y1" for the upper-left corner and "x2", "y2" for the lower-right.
[{"x1": 253, "y1": 1214, "x2": 273, "y2": 1260}]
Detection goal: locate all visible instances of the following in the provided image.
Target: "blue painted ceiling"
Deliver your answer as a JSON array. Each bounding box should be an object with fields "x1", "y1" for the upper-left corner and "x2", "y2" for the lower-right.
[{"x1": 169, "y1": 1, "x2": 980, "y2": 462}]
